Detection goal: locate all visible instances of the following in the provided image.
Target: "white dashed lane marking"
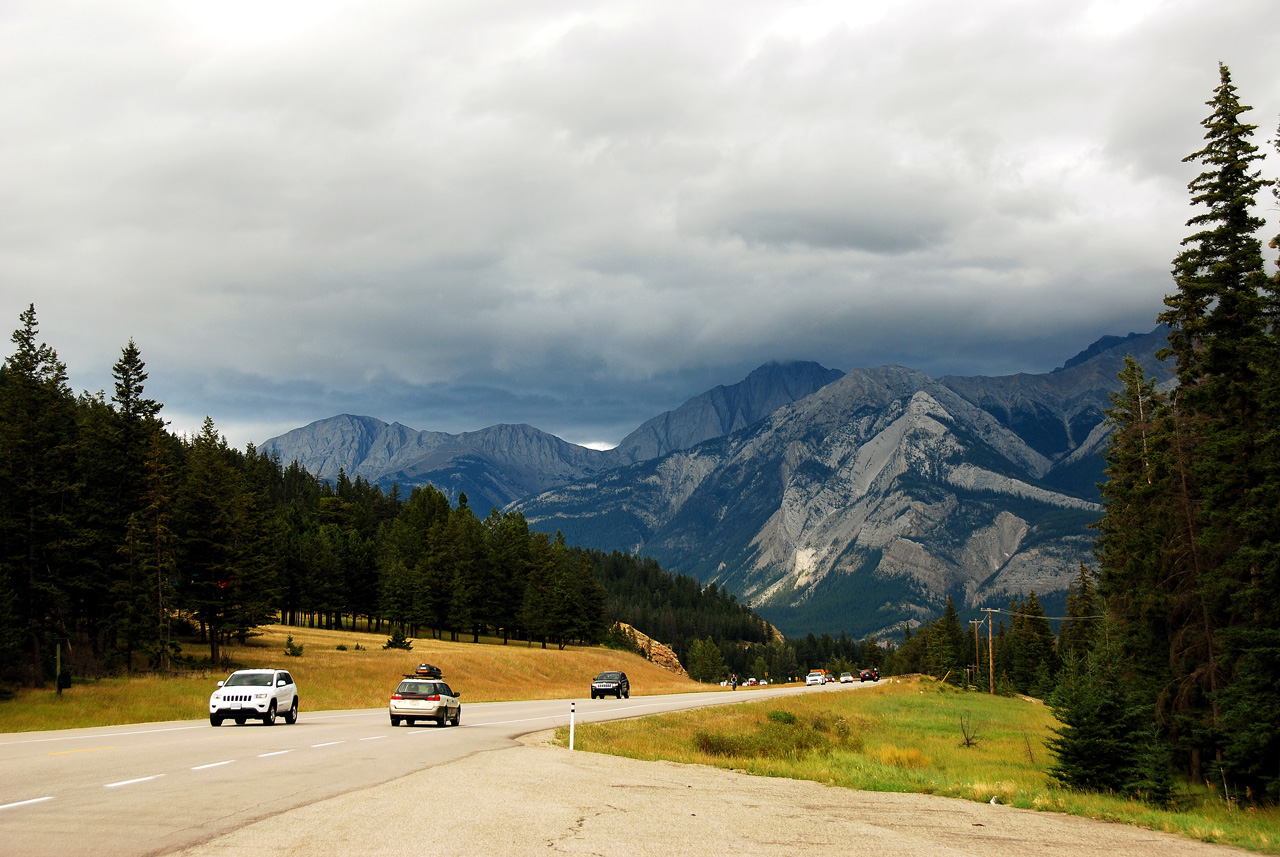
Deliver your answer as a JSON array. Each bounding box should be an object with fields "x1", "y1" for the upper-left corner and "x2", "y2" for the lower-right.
[
  {"x1": 6, "y1": 719, "x2": 433, "y2": 813},
  {"x1": 105, "y1": 775, "x2": 164, "y2": 788},
  {"x1": 0, "y1": 797, "x2": 53, "y2": 811}
]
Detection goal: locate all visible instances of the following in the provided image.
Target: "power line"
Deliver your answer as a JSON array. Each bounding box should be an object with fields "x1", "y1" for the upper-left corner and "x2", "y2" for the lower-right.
[{"x1": 988, "y1": 608, "x2": 1106, "y2": 622}]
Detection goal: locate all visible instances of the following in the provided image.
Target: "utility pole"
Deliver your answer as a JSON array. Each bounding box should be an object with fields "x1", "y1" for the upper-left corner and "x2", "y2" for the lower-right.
[
  {"x1": 981, "y1": 608, "x2": 998, "y2": 694},
  {"x1": 969, "y1": 618, "x2": 983, "y2": 688}
]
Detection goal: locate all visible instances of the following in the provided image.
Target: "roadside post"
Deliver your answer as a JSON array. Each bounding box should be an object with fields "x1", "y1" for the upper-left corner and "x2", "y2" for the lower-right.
[{"x1": 570, "y1": 701, "x2": 576, "y2": 750}]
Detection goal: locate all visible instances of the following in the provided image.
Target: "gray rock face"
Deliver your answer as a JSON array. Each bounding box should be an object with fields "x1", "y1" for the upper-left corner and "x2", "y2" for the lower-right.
[
  {"x1": 612, "y1": 361, "x2": 844, "y2": 463},
  {"x1": 516, "y1": 330, "x2": 1171, "y2": 638},
  {"x1": 259, "y1": 361, "x2": 843, "y2": 513}
]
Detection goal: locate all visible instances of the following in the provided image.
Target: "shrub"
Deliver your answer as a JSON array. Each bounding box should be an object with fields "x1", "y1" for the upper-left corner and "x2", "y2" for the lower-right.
[
  {"x1": 695, "y1": 730, "x2": 746, "y2": 757},
  {"x1": 382, "y1": 627, "x2": 413, "y2": 650},
  {"x1": 283, "y1": 636, "x2": 304, "y2": 657}
]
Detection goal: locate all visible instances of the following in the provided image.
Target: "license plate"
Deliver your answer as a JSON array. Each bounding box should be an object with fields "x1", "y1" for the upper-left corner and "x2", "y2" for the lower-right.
[
  {"x1": 407, "y1": 700, "x2": 424, "y2": 708},
  {"x1": 231, "y1": 702, "x2": 242, "y2": 709}
]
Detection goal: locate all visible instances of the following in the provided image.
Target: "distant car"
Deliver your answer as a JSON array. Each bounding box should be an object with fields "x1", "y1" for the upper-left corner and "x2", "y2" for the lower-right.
[
  {"x1": 210, "y1": 669, "x2": 298, "y2": 726},
  {"x1": 414, "y1": 663, "x2": 442, "y2": 679},
  {"x1": 840, "y1": 672, "x2": 854, "y2": 683},
  {"x1": 805, "y1": 671, "x2": 825, "y2": 686},
  {"x1": 859, "y1": 668, "x2": 880, "y2": 682},
  {"x1": 746, "y1": 677, "x2": 758, "y2": 686},
  {"x1": 591, "y1": 671, "x2": 630, "y2": 699},
  {"x1": 390, "y1": 678, "x2": 461, "y2": 727}
]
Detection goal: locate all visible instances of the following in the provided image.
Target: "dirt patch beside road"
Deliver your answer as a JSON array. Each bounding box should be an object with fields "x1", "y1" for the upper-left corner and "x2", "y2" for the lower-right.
[{"x1": 172, "y1": 731, "x2": 1248, "y2": 857}]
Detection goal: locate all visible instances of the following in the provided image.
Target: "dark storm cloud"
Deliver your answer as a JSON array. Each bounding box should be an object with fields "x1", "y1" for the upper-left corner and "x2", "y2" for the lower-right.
[{"x1": 2, "y1": 0, "x2": 1277, "y2": 450}]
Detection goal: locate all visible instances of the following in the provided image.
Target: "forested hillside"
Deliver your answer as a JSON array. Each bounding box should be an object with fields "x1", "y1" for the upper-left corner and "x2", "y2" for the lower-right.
[{"x1": 0, "y1": 309, "x2": 868, "y2": 689}]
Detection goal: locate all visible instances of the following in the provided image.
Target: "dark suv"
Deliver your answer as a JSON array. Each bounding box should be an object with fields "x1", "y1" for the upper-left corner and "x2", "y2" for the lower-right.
[{"x1": 590, "y1": 671, "x2": 630, "y2": 699}]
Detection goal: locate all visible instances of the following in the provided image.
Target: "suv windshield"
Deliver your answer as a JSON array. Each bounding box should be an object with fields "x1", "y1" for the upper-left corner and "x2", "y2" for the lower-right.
[
  {"x1": 595, "y1": 672, "x2": 621, "y2": 681},
  {"x1": 224, "y1": 673, "x2": 272, "y2": 688}
]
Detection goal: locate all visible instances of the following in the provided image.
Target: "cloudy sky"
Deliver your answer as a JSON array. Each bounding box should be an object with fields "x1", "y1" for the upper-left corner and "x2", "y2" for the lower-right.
[{"x1": 3, "y1": 1, "x2": 1278, "y2": 450}]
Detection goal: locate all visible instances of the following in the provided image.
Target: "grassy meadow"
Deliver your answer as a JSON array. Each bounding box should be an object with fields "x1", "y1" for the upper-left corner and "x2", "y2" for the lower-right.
[
  {"x1": 0, "y1": 623, "x2": 706, "y2": 733},
  {"x1": 555, "y1": 675, "x2": 1280, "y2": 854}
]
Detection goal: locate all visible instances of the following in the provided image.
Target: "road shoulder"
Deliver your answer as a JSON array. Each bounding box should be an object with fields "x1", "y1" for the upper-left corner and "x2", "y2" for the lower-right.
[{"x1": 170, "y1": 731, "x2": 1249, "y2": 857}]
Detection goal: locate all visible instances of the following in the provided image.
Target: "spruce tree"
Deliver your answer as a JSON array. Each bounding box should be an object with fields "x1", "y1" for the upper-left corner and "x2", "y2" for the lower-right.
[
  {"x1": 1094, "y1": 65, "x2": 1278, "y2": 789},
  {"x1": 0, "y1": 305, "x2": 79, "y2": 684},
  {"x1": 1058, "y1": 564, "x2": 1099, "y2": 663},
  {"x1": 1047, "y1": 637, "x2": 1145, "y2": 794}
]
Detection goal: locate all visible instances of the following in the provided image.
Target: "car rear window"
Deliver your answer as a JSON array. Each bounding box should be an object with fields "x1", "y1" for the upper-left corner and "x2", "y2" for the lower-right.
[{"x1": 397, "y1": 681, "x2": 439, "y2": 695}]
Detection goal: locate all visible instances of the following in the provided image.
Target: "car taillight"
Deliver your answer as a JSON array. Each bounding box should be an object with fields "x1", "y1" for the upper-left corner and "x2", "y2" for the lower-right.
[
  {"x1": 391, "y1": 694, "x2": 403, "y2": 700},
  {"x1": 424, "y1": 694, "x2": 440, "y2": 701}
]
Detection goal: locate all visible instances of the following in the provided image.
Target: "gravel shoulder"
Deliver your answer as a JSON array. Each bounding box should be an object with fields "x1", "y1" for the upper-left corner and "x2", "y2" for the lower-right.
[{"x1": 171, "y1": 731, "x2": 1249, "y2": 857}]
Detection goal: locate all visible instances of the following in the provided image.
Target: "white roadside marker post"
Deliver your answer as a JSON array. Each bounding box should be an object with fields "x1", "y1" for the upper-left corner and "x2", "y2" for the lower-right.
[{"x1": 570, "y1": 701, "x2": 576, "y2": 751}]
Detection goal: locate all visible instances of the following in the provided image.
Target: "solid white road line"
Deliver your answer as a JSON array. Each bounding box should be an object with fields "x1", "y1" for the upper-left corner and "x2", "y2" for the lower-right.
[
  {"x1": 311, "y1": 741, "x2": 343, "y2": 748},
  {"x1": 257, "y1": 750, "x2": 293, "y2": 757}
]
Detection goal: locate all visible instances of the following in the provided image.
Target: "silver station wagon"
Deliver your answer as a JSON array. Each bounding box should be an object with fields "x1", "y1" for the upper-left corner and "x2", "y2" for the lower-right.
[{"x1": 389, "y1": 678, "x2": 461, "y2": 727}]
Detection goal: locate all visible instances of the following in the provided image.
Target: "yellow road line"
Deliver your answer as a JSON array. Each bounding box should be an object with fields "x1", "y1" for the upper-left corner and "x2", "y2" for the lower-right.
[{"x1": 48, "y1": 745, "x2": 116, "y2": 755}]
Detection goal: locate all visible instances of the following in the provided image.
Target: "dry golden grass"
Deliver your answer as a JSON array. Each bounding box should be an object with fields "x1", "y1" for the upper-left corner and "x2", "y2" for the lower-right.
[{"x1": 0, "y1": 623, "x2": 708, "y2": 733}]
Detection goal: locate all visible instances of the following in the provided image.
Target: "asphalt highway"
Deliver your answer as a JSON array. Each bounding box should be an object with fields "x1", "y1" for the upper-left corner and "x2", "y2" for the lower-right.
[{"x1": 0, "y1": 682, "x2": 829, "y2": 857}]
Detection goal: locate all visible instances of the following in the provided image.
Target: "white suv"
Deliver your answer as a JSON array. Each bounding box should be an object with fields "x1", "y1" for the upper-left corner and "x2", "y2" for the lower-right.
[
  {"x1": 806, "y1": 671, "x2": 825, "y2": 686},
  {"x1": 209, "y1": 669, "x2": 299, "y2": 726}
]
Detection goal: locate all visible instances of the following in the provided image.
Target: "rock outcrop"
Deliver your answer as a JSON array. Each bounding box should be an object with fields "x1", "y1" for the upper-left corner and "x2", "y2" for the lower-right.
[{"x1": 614, "y1": 623, "x2": 687, "y2": 677}]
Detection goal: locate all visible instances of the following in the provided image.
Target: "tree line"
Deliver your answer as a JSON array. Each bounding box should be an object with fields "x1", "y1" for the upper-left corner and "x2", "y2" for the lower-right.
[
  {"x1": 896, "y1": 64, "x2": 1280, "y2": 805},
  {"x1": 885, "y1": 584, "x2": 1089, "y2": 697},
  {"x1": 0, "y1": 307, "x2": 884, "y2": 689},
  {"x1": 1065, "y1": 64, "x2": 1280, "y2": 802}
]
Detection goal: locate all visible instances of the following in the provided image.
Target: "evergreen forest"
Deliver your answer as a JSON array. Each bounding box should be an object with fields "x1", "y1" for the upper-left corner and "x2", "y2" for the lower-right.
[{"x1": 0, "y1": 308, "x2": 867, "y2": 690}]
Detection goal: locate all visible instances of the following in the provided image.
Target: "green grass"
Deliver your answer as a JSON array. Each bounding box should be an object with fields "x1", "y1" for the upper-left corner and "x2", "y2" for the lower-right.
[
  {"x1": 555, "y1": 675, "x2": 1280, "y2": 854},
  {"x1": 0, "y1": 623, "x2": 710, "y2": 733}
]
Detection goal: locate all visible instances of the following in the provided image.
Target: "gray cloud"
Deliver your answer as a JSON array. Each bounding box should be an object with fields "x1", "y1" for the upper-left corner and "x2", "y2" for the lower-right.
[{"x1": 3, "y1": 0, "x2": 1277, "y2": 450}]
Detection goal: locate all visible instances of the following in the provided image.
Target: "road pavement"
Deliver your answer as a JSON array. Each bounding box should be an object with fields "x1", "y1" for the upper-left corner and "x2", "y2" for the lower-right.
[
  {"x1": 1, "y1": 682, "x2": 1250, "y2": 856},
  {"x1": 0, "y1": 683, "x2": 821, "y2": 857}
]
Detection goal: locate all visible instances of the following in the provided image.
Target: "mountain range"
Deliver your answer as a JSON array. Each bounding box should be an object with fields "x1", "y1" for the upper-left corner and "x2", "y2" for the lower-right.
[{"x1": 260, "y1": 327, "x2": 1172, "y2": 638}]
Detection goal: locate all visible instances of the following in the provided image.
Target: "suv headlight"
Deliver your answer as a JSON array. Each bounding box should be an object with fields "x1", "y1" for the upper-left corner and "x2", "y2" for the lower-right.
[{"x1": 254, "y1": 692, "x2": 268, "y2": 699}]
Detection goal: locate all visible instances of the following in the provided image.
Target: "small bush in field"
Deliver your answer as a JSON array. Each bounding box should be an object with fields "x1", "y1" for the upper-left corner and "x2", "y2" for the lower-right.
[
  {"x1": 695, "y1": 730, "x2": 746, "y2": 757},
  {"x1": 284, "y1": 635, "x2": 304, "y2": 657},
  {"x1": 767, "y1": 709, "x2": 797, "y2": 725},
  {"x1": 383, "y1": 627, "x2": 413, "y2": 650}
]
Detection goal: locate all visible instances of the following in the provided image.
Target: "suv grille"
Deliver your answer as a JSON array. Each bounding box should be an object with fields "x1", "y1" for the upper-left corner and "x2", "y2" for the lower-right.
[{"x1": 222, "y1": 694, "x2": 254, "y2": 702}]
